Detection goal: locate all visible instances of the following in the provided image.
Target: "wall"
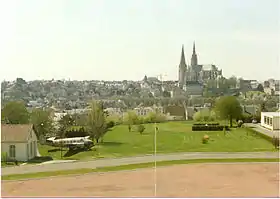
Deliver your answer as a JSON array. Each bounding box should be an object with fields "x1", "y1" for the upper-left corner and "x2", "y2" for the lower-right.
[
  {"x1": 1, "y1": 142, "x2": 28, "y2": 161},
  {"x1": 28, "y1": 129, "x2": 39, "y2": 158},
  {"x1": 273, "y1": 116, "x2": 280, "y2": 130},
  {"x1": 260, "y1": 113, "x2": 273, "y2": 130}
]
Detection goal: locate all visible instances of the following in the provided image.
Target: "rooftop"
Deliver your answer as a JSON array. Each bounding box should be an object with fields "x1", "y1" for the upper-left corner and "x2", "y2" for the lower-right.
[
  {"x1": 1, "y1": 124, "x2": 34, "y2": 142},
  {"x1": 261, "y1": 112, "x2": 280, "y2": 117}
]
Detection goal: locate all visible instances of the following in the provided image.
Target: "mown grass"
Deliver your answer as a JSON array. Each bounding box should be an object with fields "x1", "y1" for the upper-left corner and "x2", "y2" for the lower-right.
[
  {"x1": 2, "y1": 158, "x2": 279, "y2": 181},
  {"x1": 38, "y1": 121, "x2": 276, "y2": 160}
]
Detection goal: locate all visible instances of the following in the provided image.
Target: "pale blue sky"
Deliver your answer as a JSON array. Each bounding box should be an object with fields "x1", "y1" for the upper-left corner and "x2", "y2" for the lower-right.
[{"x1": 0, "y1": 0, "x2": 279, "y2": 81}]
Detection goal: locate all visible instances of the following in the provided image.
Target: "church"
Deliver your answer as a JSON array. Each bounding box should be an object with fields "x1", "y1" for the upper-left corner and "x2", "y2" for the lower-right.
[{"x1": 178, "y1": 42, "x2": 223, "y2": 95}]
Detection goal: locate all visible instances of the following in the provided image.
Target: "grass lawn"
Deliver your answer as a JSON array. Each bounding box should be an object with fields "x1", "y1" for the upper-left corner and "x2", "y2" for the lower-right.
[
  {"x1": 2, "y1": 158, "x2": 279, "y2": 180},
  {"x1": 38, "y1": 121, "x2": 276, "y2": 160}
]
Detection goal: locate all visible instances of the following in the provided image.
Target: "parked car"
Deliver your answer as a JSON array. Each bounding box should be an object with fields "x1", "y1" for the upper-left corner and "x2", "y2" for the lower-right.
[{"x1": 252, "y1": 119, "x2": 257, "y2": 124}]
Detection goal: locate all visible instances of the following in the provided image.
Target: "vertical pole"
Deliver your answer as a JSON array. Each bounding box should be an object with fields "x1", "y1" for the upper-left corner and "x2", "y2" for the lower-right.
[
  {"x1": 60, "y1": 141, "x2": 63, "y2": 159},
  {"x1": 154, "y1": 122, "x2": 157, "y2": 197}
]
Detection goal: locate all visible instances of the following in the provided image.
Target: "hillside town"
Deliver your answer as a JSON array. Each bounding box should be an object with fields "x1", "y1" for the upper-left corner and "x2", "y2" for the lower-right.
[
  {"x1": 1, "y1": 0, "x2": 280, "y2": 197},
  {"x1": 1, "y1": 44, "x2": 280, "y2": 120}
]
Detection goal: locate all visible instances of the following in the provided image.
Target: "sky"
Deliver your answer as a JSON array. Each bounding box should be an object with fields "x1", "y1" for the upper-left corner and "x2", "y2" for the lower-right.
[{"x1": 0, "y1": 0, "x2": 279, "y2": 82}]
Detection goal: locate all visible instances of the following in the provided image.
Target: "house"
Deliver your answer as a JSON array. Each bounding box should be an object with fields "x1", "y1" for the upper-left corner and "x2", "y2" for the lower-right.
[
  {"x1": 1, "y1": 124, "x2": 39, "y2": 161},
  {"x1": 260, "y1": 112, "x2": 280, "y2": 131},
  {"x1": 165, "y1": 105, "x2": 186, "y2": 120}
]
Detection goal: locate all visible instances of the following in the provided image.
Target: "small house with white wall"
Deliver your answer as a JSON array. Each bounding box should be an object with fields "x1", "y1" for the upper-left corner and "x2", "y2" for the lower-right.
[
  {"x1": 1, "y1": 124, "x2": 39, "y2": 162},
  {"x1": 260, "y1": 112, "x2": 280, "y2": 131}
]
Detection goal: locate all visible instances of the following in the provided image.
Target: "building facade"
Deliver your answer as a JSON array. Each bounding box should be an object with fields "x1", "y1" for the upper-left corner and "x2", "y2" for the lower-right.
[
  {"x1": 1, "y1": 124, "x2": 39, "y2": 162},
  {"x1": 260, "y1": 112, "x2": 280, "y2": 131},
  {"x1": 178, "y1": 42, "x2": 222, "y2": 89}
]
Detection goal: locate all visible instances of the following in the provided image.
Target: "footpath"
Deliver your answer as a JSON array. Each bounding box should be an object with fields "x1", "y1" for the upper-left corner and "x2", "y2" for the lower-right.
[
  {"x1": 245, "y1": 123, "x2": 280, "y2": 138},
  {"x1": 2, "y1": 152, "x2": 279, "y2": 176}
]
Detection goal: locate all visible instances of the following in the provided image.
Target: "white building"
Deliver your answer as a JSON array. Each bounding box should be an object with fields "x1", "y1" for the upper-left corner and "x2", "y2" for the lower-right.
[
  {"x1": 134, "y1": 106, "x2": 164, "y2": 116},
  {"x1": 260, "y1": 112, "x2": 280, "y2": 131},
  {"x1": 1, "y1": 124, "x2": 39, "y2": 161}
]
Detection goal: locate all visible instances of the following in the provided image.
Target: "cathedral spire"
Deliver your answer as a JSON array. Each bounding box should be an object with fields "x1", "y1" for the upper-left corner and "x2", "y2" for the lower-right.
[
  {"x1": 193, "y1": 41, "x2": 196, "y2": 54},
  {"x1": 180, "y1": 44, "x2": 186, "y2": 65},
  {"x1": 191, "y1": 41, "x2": 198, "y2": 66}
]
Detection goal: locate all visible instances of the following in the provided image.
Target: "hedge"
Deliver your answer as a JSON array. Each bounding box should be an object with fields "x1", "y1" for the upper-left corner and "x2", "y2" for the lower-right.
[
  {"x1": 193, "y1": 123, "x2": 220, "y2": 126},
  {"x1": 192, "y1": 125, "x2": 229, "y2": 131}
]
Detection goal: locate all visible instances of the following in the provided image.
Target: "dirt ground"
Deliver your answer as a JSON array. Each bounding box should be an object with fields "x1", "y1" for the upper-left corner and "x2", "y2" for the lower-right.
[{"x1": 2, "y1": 163, "x2": 279, "y2": 197}]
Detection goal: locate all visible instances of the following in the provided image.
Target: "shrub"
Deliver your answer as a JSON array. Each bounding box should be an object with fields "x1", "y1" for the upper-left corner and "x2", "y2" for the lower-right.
[
  {"x1": 272, "y1": 136, "x2": 280, "y2": 149},
  {"x1": 193, "y1": 109, "x2": 215, "y2": 122},
  {"x1": 192, "y1": 125, "x2": 229, "y2": 131},
  {"x1": 144, "y1": 112, "x2": 167, "y2": 123},
  {"x1": 28, "y1": 156, "x2": 53, "y2": 163},
  {"x1": 65, "y1": 126, "x2": 89, "y2": 138},
  {"x1": 1, "y1": 152, "x2": 7, "y2": 163},
  {"x1": 106, "y1": 121, "x2": 115, "y2": 129},
  {"x1": 137, "y1": 124, "x2": 145, "y2": 134},
  {"x1": 193, "y1": 122, "x2": 220, "y2": 126},
  {"x1": 202, "y1": 135, "x2": 210, "y2": 144}
]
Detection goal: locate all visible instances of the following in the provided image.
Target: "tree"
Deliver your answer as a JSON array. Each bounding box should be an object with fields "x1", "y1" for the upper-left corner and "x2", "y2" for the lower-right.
[
  {"x1": 193, "y1": 109, "x2": 216, "y2": 122},
  {"x1": 30, "y1": 108, "x2": 54, "y2": 140},
  {"x1": 137, "y1": 124, "x2": 145, "y2": 134},
  {"x1": 144, "y1": 112, "x2": 166, "y2": 123},
  {"x1": 123, "y1": 110, "x2": 139, "y2": 125},
  {"x1": 214, "y1": 96, "x2": 243, "y2": 127},
  {"x1": 1, "y1": 101, "x2": 30, "y2": 124},
  {"x1": 87, "y1": 101, "x2": 107, "y2": 143},
  {"x1": 58, "y1": 114, "x2": 75, "y2": 137}
]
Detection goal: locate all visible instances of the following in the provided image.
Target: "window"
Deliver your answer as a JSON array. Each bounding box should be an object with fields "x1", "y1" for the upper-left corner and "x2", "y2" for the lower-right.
[
  {"x1": 270, "y1": 118, "x2": 273, "y2": 125},
  {"x1": 9, "y1": 145, "x2": 16, "y2": 158}
]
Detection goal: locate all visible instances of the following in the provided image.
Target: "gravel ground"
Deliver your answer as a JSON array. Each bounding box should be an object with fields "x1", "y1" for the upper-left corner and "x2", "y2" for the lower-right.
[{"x1": 2, "y1": 162, "x2": 279, "y2": 197}]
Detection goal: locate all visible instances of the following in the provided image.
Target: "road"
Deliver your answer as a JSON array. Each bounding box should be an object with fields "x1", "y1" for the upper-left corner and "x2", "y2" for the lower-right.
[
  {"x1": 2, "y1": 152, "x2": 279, "y2": 176},
  {"x1": 245, "y1": 123, "x2": 280, "y2": 138}
]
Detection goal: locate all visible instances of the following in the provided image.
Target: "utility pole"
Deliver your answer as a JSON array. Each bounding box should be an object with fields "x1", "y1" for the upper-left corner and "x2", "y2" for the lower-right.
[{"x1": 154, "y1": 122, "x2": 158, "y2": 197}]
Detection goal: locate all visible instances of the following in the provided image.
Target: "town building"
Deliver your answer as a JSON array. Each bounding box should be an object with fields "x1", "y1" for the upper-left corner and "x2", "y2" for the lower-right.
[
  {"x1": 1, "y1": 124, "x2": 39, "y2": 162},
  {"x1": 260, "y1": 112, "x2": 280, "y2": 131}
]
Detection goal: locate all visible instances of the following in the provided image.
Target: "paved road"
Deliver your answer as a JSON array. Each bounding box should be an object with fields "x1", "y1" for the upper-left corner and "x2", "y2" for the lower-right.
[
  {"x1": 2, "y1": 152, "x2": 279, "y2": 176},
  {"x1": 245, "y1": 123, "x2": 280, "y2": 138}
]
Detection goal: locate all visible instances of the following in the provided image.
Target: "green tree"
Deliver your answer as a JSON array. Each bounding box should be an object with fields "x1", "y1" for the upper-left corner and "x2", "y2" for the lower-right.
[
  {"x1": 123, "y1": 110, "x2": 139, "y2": 125},
  {"x1": 31, "y1": 108, "x2": 54, "y2": 140},
  {"x1": 1, "y1": 101, "x2": 30, "y2": 124},
  {"x1": 193, "y1": 109, "x2": 215, "y2": 122},
  {"x1": 58, "y1": 114, "x2": 75, "y2": 137},
  {"x1": 214, "y1": 96, "x2": 243, "y2": 127},
  {"x1": 137, "y1": 124, "x2": 145, "y2": 134},
  {"x1": 87, "y1": 101, "x2": 107, "y2": 143}
]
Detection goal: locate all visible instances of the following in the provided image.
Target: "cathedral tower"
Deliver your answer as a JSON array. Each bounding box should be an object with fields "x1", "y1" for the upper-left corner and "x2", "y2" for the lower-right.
[
  {"x1": 191, "y1": 41, "x2": 198, "y2": 66},
  {"x1": 178, "y1": 45, "x2": 187, "y2": 88}
]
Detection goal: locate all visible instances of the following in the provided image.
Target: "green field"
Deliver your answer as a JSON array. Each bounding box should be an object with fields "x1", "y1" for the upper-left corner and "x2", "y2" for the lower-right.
[
  {"x1": 3, "y1": 158, "x2": 279, "y2": 180},
  {"x1": 38, "y1": 121, "x2": 276, "y2": 160}
]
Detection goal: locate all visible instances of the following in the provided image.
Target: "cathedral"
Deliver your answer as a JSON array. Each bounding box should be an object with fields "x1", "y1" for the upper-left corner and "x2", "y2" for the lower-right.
[{"x1": 178, "y1": 42, "x2": 223, "y2": 89}]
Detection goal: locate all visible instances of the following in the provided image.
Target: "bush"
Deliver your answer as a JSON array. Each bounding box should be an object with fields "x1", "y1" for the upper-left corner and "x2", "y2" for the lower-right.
[
  {"x1": 192, "y1": 125, "x2": 229, "y2": 131},
  {"x1": 137, "y1": 124, "x2": 145, "y2": 134},
  {"x1": 65, "y1": 126, "x2": 89, "y2": 138},
  {"x1": 144, "y1": 112, "x2": 166, "y2": 123},
  {"x1": 1, "y1": 152, "x2": 7, "y2": 163},
  {"x1": 193, "y1": 122, "x2": 220, "y2": 126},
  {"x1": 193, "y1": 109, "x2": 216, "y2": 122},
  {"x1": 272, "y1": 136, "x2": 280, "y2": 149},
  {"x1": 202, "y1": 135, "x2": 210, "y2": 144},
  {"x1": 106, "y1": 121, "x2": 115, "y2": 129}
]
